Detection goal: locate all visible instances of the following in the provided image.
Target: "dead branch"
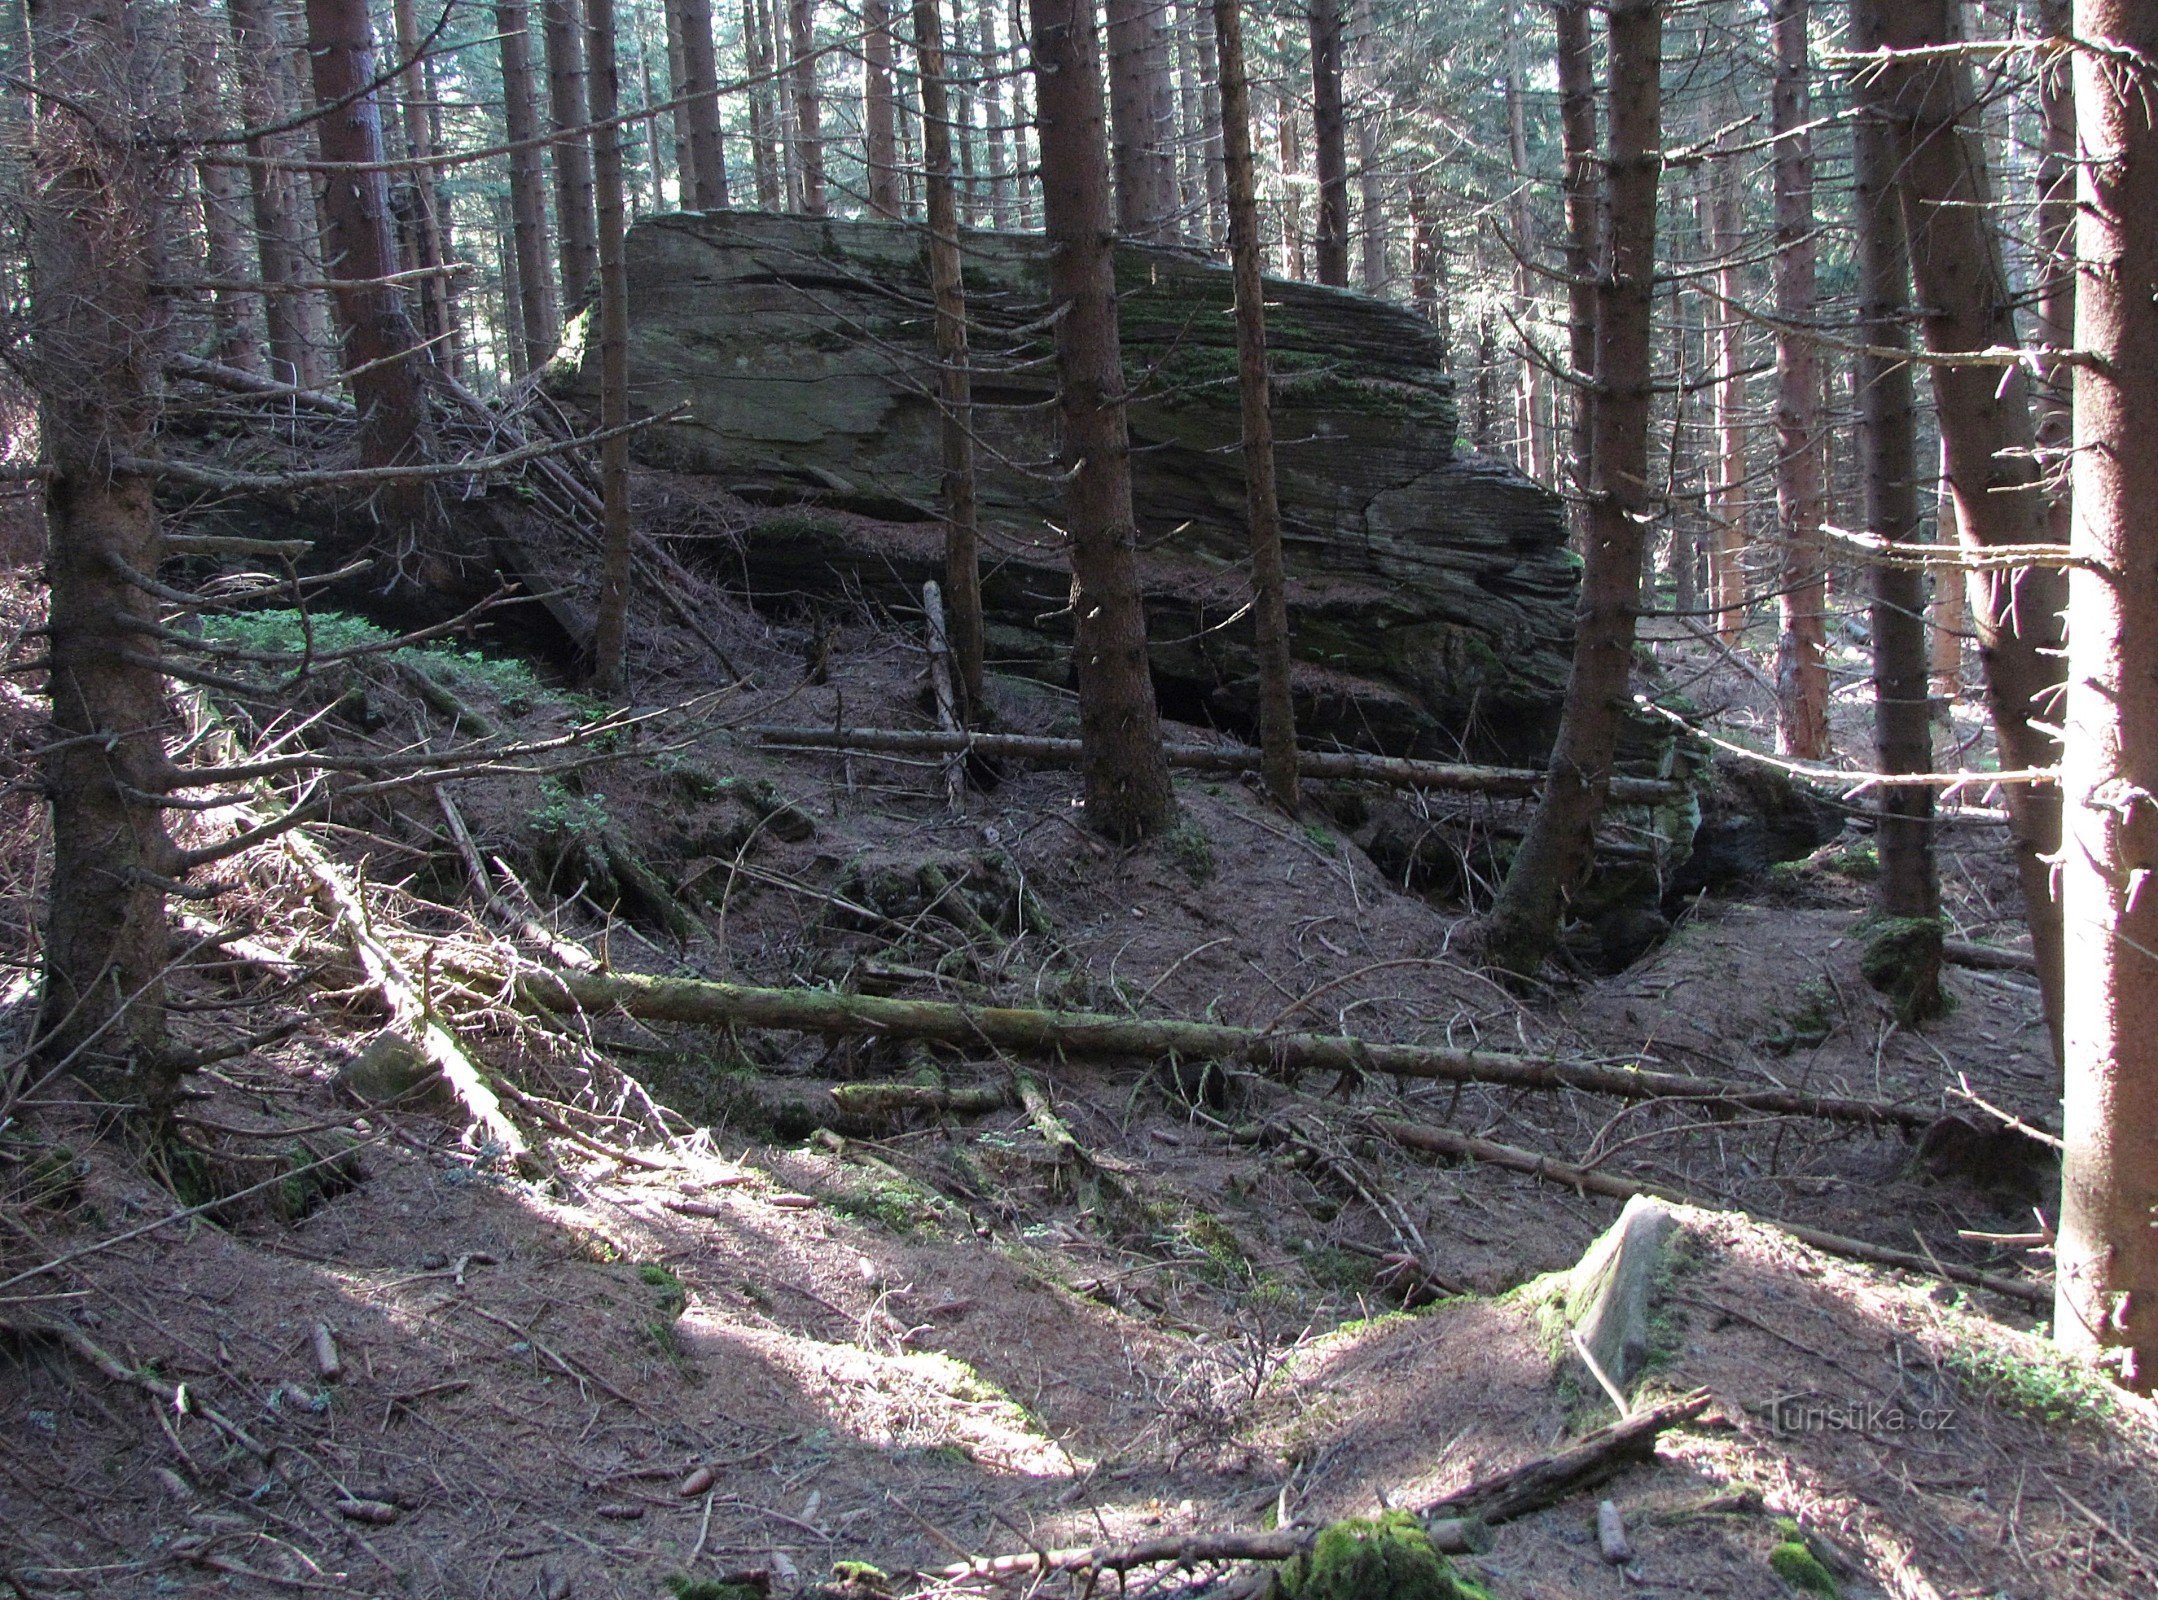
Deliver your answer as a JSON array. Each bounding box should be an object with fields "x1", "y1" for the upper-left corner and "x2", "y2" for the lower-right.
[{"x1": 1418, "y1": 1389, "x2": 1716, "y2": 1523}]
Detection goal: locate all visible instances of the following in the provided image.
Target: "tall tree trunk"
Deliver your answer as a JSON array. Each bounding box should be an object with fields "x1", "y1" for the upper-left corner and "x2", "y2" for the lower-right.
[
  {"x1": 1709, "y1": 149, "x2": 1748, "y2": 642},
  {"x1": 746, "y1": 0, "x2": 782, "y2": 207},
  {"x1": 1868, "y1": 0, "x2": 2067, "y2": 1063},
  {"x1": 864, "y1": 0, "x2": 901, "y2": 216},
  {"x1": 1351, "y1": 0, "x2": 1383, "y2": 293},
  {"x1": 1212, "y1": 0, "x2": 1298, "y2": 810},
  {"x1": 1407, "y1": 173, "x2": 1437, "y2": 321},
  {"x1": 1503, "y1": 1, "x2": 1543, "y2": 481},
  {"x1": 543, "y1": 0, "x2": 602, "y2": 309},
  {"x1": 499, "y1": 0, "x2": 560, "y2": 370},
  {"x1": 1029, "y1": 0, "x2": 1175, "y2": 840},
  {"x1": 28, "y1": 0, "x2": 178, "y2": 1115},
  {"x1": 1174, "y1": 0, "x2": 1204, "y2": 239},
  {"x1": 181, "y1": 0, "x2": 260, "y2": 373},
  {"x1": 1306, "y1": 0, "x2": 1347, "y2": 286},
  {"x1": 587, "y1": 0, "x2": 634, "y2": 692},
  {"x1": 1480, "y1": 0, "x2": 1661, "y2": 977},
  {"x1": 952, "y1": 3, "x2": 980, "y2": 222},
  {"x1": 675, "y1": 0, "x2": 731, "y2": 206},
  {"x1": 789, "y1": 0, "x2": 826, "y2": 212},
  {"x1": 1103, "y1": 0, "x2": 1171, "y2": 239},
  {"x1": 1852, "y1": 36, "x2": 1940, "y2": 963},
  {"x1": 304, "y1": 0, "x2": 433, "y2": 518},
  {"x1": 1554, "y1": 0, "x2": 1597, "y2": 522},
  {"x1": 914, "y1": 0, "x2": 985, "y2": 720},
  {"x1": 664, "y1": 0, "x2": 696, "y2": 198},
  {"x1": 391, "y1": 0, "x2": 456, "y2": 370},
  {"x1": 2056, "y1": 0, "x2": 2158, "y2": 1392},
  {"x1": 227, "y1": 0, "x2": 318, "y2": 385},
  {"x1": 1928, "y1": 445, "x2": 1966, "y2": 697},
  {"x1": 1193, "y1": 0, "x2": 1225, "y2": 247},
  {"x1": 1768, "y1": 0, "x2": 1829, "y2": 758},
  {"x1": 977, "y1": 0, "x2": 1016, "y2": 229},
  {"x1": 493, "y1": 196, "x2": 530, "y2": 375},
  {"x1": 2031, "y1": 0, "x2": 2073, "y2": 553}
]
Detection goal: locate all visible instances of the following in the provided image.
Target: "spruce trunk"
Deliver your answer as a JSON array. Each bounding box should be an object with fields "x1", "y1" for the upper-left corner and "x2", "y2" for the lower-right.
[
  {"x1": 587, "y1": 0, "x2": 635, "y2": 692},
  {"x1": 1306, "y1": 0, "x2": 1347, "y2": 287},
  {"x1": 498, "y1": 0, "x2": 561, "y2": 370},
  {"x1": 543, "y1": 0, "x2": 602, "y2": 309}
]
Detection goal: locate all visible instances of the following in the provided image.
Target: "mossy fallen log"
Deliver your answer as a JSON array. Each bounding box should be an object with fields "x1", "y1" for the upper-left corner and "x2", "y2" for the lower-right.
[
  {"x1": 747, "y1": 724, "x2": 1687, "y2": 805},
  {"x1": 507, "y1": 968, "x2": 1934, "y2": 1130}
]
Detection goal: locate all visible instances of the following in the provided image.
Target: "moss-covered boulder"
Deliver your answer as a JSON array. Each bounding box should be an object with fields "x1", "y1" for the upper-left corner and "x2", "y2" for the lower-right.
[
  {"x1": 564, "y1": 211, "x2": 1589, "y2": 765},
  {"x1": 1271, "y1": 1513, "x2": 1491, "y2": 1600}
]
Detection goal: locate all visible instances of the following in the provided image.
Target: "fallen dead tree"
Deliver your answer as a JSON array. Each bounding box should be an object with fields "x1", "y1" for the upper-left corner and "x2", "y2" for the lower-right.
[
  {"x1": 746, "y1": 724, "x2": 1688, "y2": 804},
  {"x1": 925, "y1": 1389, "x2": 1711, "y2": 1584},
  {"x1": 1370, "y1": 1115, "x2": 2048, "y2": 1306},
  {"x1": 506, "y1": 967, "x2": 1935, "y2": 1130}
]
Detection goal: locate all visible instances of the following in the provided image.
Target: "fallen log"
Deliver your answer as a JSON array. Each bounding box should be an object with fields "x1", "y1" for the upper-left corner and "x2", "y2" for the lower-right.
[
  {"x1": 927, "y1": 1391, "x2": 1710, "y2": 1584},
  {"x1": 1372, "y1": 1116, "x2": 2047, "y2": 1306},
  {"x1": 506, "y1": 968, "x2": 1936, "y2": 1131},
  {"x1": 1942, "y1": 939, "x2": 2038, "y2": 976},
  {"x1": 828, "y1": 1079, "x2": 1016, "y2": 1119},
  {"x1": 746, "y1": 725, "x2": 1687, "y2": 804}
]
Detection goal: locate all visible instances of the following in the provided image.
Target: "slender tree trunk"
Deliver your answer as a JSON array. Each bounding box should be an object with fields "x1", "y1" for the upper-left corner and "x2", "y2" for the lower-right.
[
  {"x1": 746, "y1": 0, "x2": 782, "y2": 207},
  {"x1": 913, "y1": 0, "x2": 985, "y2": 720},
  {"x1": 863, "y1": 0, "x2": 901, "y2": 216},
  {"x1": 28, "y1": 0, "x2": 179, "y2": 1114},
  {"x1": 1555, "y1": 0, "x2": 1597, "y2": 522},
  {"x1": 1103, "y1": 0, "x2": 1170, "y2": 238},
  {"x1": 391, "y1": 0, "x2": 455, "y2": 371},
  {"x1": 498, "y1": 0, "x2": 560, "y2": 370},
  {"x1": 1408, "y1": 173, "x2": 1436, "y2": 321},
  {"x1": 1307, "y1": 0, "x2": 1347, "y2": 286},
  {"x1": 1768, "y1": 0, "x2": 1829, "y2": 758},
  {"x1": 1868, "y1": 0, "x2": 2067, "y2": 1062},
  {"x1": 977, "y1": 0, "x2": 1016, "y2": 229},
  {"x1": 664, "y1": 0, "x2": 696, "y2": 198},
  {"x1": 543, "y1": 0, "x2": 602, "y2": 309},
  {"x1": 493, "y1": 196, "x2": 530, "y2": 375},
  {"x1": 773, "y1": 0, "x2": 803, "y2": 207},
  {"x1": 304, "y1": 0, "x2": 433, "y2": 515},
  {"x1": 1351, "y1": 0, "x2": 1383, "y2": 293},
  {"x1": 587, "y1": 0, "x2": 634, "y2": 692},
  {"x1": 1503, "y1": 2, "x2": 1543, "y2": 481},
  {"x1": 675, "y1": 0, "x2": 731, "y2": 206},
  {"x1": 789, "y1": 0, "x2": 826, "y2": 212},
  {"x1": 952, "y1": 3, "x2": 980, "y2": 222},
  {"x1": 2056, "y1": 0, "x2": 2158, "y2": 1392},
  {"x1": 227, "y1": 0, "x2": 317, "y2": 385},
  {"x1": 2031, "y1": 0, "x2": 2073, "y2": 553},
  {"x1": 1212, "y1": 0, "x2": 1298, "y2": 810},
  {"x1": 181, "y1": 0, "x2": 260, "y2": 373},
  {"x1": 1194, "y1": 0, "x2": 1225, "y2": 247},
  {"x1": 1709, "y1": 150, "x2": 1748, "y2": 642},
  {"x1": 1852, "y1": 43, "x2": 1940, "y2": 954},
  {"x1": 1929, "y1": 444, "x2": 1966, "y2": 697},
  {"x1": 1480, "y1": 0, "x2": 1661, "y2": 977},
  {"x1": 1174, "y1": 0, "x2": 1204, "y2": 239},
  {"x1": 1029, "y1": 0, "x2": 1175, "y2": 840},
  {"x1": 1009, "y1": 0, "x2": 1036, "y2": 225}
]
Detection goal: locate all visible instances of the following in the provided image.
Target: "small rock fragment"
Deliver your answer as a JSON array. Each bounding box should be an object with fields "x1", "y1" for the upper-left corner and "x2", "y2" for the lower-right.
[{"x1": 1597, "y1": 1500, "x2": 1633, "y2": 1564}]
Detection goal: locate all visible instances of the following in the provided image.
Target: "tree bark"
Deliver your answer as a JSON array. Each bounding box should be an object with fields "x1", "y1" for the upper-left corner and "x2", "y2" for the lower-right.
[
  {"x1": 1768, "y1": 0, "x2": 1829, "y2": 759},
  {"x1": 977, "y1": 0, "x2": 1016, "y2": 229},
  {"x1": 1479, "y1": 0, "x2": 1661, "y2": 977},
  {"x1": 2031, "y1": 0, "x2": 2073, "y2": 555},
  {"x1": 1351, "y1": 0, "x2": 1383, "y2": 292},
  {"x1": 789, "y1": 0, "x2": 826, "y2": 212},
  {"x1": 180, "y1": 0, "x2": 260, "y2": 374},
  {"x1": 303, "y1": 0, "x2": 433, "y2": 530},
  {"x1": 674, "y1": 0, "x2": 731, "y2": 207},
  {"x1": 913, "y1": 0, "x2": 984, "y2": 722},
  {"x1": 1851, "y1": 39, "x2": 1939, "y2": 945},
  {"x1": 1868, "y1": 0, "x2": 2066, "y2": 1063},
  {"x1": 745, "y1": 0, "x2": 782, "y2": 207},
  {"x1": 1103, "y1": 0, "x2": 1172, "y2": 239},
  {"x1": 28, "y1": 0, "x2": 179, "y2": 1115},
  {"x1": 1212, "y1": 0, "x2": 1298, "y2": 811},
  {"x1": 543, "y1": 0, "x2": 601, "y2": 310},
  {"x1": 1503, "y1": 1, "x2": 1543, "y2": 481},
  {"x1": 663, "y1": 0, "x2": 695, "y2": 198},
  {"x1": 1928, "y1": 443, "x2": 1966, "y2": 697},
  {"x1": 390, "y1": 0, "x2": 456, "y2": 372},
  {"x1": 2055, "y1": 0, "x2": 2158, "y2": 1391},
  {"x1": 1554, "y1": 0, "x2": 1596, "y2": 521},
  {"x1": 863, "y1": 0, "x2": 901, "y2": 216},
  {"x1": 586, "y1": 0, "x2": 634, "y2": 693},
  {"x1": 498, "y1": 0, "x2": 560, "y2": 371},
  {"x1": 1028, "y1": 0, "x2": 1175, "y2": 841},
  {"x1": 226, "y1": 0, "x2": 319, "y2": 386},
  {"x1": 1193, "y1": 0, "x2": 1226, "y2": 247},
  {"x1": 1306, "y1": 0, "x2": 1348, "y2": 287},
  {"x1": 1708, "y1": 147, "x2": 1748, "y2": 642}
]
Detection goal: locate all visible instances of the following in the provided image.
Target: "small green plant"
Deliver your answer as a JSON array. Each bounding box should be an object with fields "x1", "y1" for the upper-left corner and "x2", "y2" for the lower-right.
[
  {"x1": 1300, "y1": 821, "x2": 1339, "y2": 856},
  {"x1": 528, "y1": 777, "x2": 610, "y2": 837},
  {"x1": 1945, "y1": 1337, "x2": 2118, "y2": 1428},
  {"x1": 1272, "y1": 1512, "x2": 1490, "y2": 1600},
  {"x1": 639, "y1": 1262, "x2": 687, "y2": 1317},
  {"x1": 1162, "y1": 817, "x2": 1216, "y2": 884}
]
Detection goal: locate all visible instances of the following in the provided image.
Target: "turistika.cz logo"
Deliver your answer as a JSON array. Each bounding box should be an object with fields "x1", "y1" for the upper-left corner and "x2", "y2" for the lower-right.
[{"x1": 1770, "y1": 1394, "x2": 1958, "y2": 1435}]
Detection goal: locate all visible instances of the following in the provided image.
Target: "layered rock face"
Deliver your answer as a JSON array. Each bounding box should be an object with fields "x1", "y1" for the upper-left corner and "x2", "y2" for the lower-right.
[{"x1": 574, "y1": 210, "x2": 1582, "y2": 761}]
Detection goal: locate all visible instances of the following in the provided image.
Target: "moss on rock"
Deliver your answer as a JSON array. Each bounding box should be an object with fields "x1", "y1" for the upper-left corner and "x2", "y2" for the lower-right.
[
  {"x1": 1859, "y1": 915, "x2": 1948, "y2": 1024},
  {"x1": 1271, "y1": 1513, "x2": 1491, "y2": 1600}
]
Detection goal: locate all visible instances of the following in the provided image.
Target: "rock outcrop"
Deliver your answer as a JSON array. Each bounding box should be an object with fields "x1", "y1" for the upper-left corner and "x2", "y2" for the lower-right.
[{"x1": 566, "y1": 210, "x2": 1584, "y2": 761}]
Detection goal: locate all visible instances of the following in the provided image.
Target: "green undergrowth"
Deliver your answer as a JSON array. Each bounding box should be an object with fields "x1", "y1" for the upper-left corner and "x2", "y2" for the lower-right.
[
  {"x1": 1271, "y1": 1513, "x2": 1491, "y2": 1600},
  {"x1": 1944, "y1": 1335, "x2": 2119, "y2": 1430}
]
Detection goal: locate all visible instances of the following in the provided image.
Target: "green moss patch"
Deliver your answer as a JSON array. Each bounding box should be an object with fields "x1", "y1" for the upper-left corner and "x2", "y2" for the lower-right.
[{"x1": 1273, "y1": 1513, "x2": 1490, "y2": 1600}]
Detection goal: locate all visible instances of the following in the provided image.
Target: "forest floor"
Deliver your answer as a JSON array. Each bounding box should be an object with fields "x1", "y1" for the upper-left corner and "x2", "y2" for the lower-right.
[{"x1": 1, "y1": 523, "x2": 2152, "y2": 1600}]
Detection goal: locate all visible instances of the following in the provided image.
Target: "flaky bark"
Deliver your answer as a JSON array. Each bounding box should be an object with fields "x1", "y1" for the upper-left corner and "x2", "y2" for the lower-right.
[
  {"x1": 2055, "y1": 0, "x2": 2158, "y2": 1391},
  {"x1": 542, "y1": 0, "x2": 601, "y2": 308},
  {"x1": 586, "y1": 0, "x2": 634, "y2": 692},
  {"x1": 498, "y1": 0, "x2": 559, "y2": 370},
  {"x1": 1212, "y1": 0, "x2": 1297, "y2": 810},
  {"x1": 1029, "y1": 0, "x2": 1174, "y2": 841},
  {"x1": 1306, "y1": 0, "x2": 1347, "y2": 286},
  {"x1": 1480, "y1": 0, "x2": 1661, "y2": 977},
  {"x1": 913, "y1": 0, "x2": 984, "y2": 719},
  {"x1": 1851, "y1": 47, "x2": 1938, "y2": 945},
  {"x1": 28, "y1": 0, "x2": 178, "y2": 1112},
  {"x1": 1768, "y1": 0, "x2": 1828, "y2": 758},
  {"x1": 1868, "y1": 0, "x2": 2066, "y2": 1061}
]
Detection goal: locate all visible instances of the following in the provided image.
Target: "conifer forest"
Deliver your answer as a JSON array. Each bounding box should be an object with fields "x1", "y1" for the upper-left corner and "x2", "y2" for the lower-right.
[{"x1": 4, "y1": 0, "x2": 2158, "y2": 1593}]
